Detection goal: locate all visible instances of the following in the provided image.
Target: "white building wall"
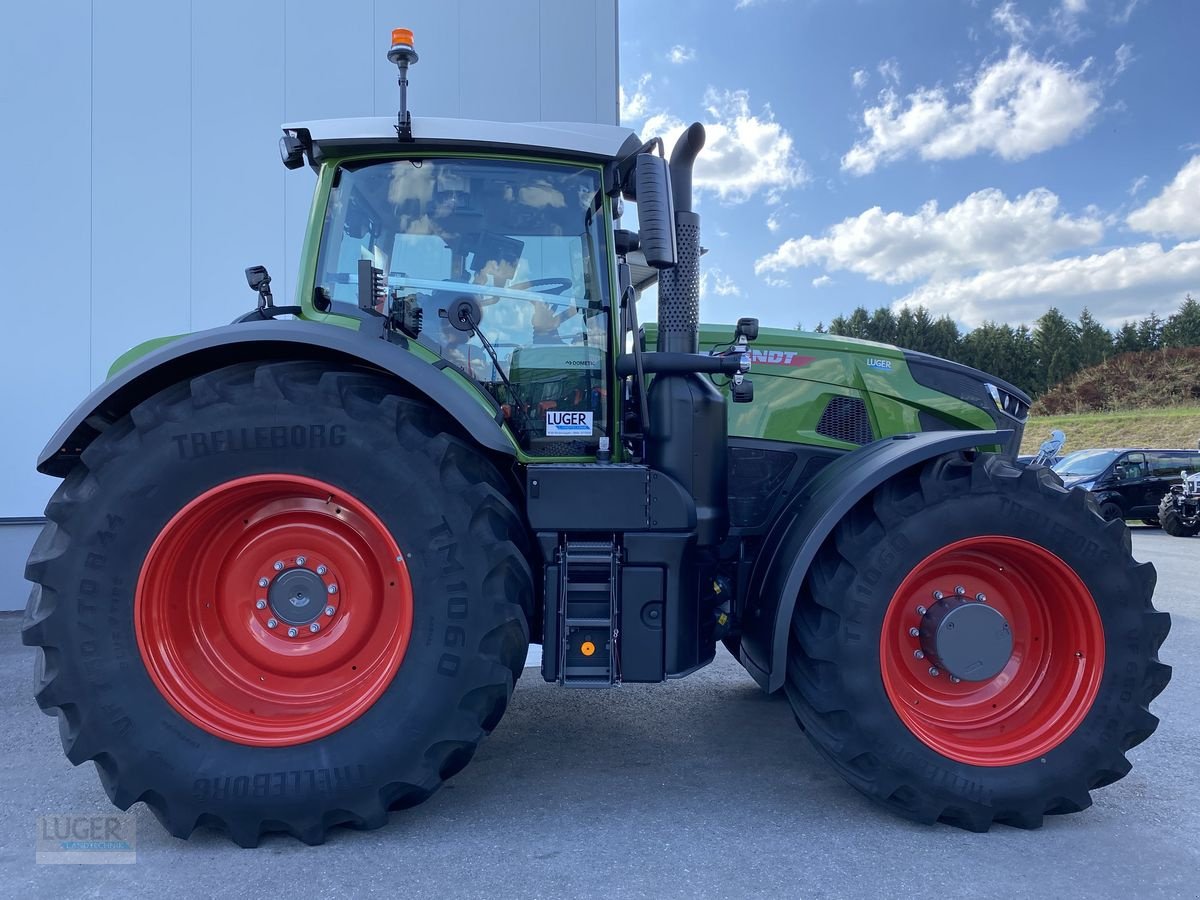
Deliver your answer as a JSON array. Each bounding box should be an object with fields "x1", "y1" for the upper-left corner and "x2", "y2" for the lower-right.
[{"x1": 0, "y1": 0, "x2": 618, "y2": 610}]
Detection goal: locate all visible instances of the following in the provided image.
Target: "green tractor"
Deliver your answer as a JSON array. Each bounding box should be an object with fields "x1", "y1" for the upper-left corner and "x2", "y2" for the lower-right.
[{"x1": 25, "y1": 30, "x2": 1169, "y2": 845}]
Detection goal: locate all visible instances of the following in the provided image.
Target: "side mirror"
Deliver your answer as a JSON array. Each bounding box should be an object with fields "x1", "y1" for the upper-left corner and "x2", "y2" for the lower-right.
[{"x1": 633, "y1": 154, "x2": 677, "y2": 269}]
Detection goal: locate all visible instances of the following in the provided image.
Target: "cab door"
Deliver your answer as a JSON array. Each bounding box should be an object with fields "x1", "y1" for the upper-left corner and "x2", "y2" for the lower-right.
[{"x1": 1111, "y1": 451, "x2": 1148, "y2": 516}]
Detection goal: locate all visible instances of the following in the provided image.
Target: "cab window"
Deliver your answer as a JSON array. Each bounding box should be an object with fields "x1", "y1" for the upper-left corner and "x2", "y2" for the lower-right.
[
  {"x1": 1114, "y1": 452, "x2": 1146, "y2": 481},
  {"x1": 314, "y1": 157, "x2": 613, "y2": 458}
]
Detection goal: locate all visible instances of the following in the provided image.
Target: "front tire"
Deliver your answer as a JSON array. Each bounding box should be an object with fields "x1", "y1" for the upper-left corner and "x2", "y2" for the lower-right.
[
  {"x1": 785, "y1": 454, "x2": 1170, "y2": 831},
  {"x1": 23, "y1": 362, "x2": 532, "y2": 845}
]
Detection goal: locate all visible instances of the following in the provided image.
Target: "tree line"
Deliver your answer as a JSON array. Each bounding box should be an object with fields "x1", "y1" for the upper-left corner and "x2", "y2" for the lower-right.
[{"x1": 800, "y1": 294, "x2": 1200, "y2": 396}]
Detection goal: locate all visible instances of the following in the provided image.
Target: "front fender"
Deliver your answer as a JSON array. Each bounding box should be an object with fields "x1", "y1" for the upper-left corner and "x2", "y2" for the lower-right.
[
  {"x1": 38, "y1": 320, "x2": 516, "y2": 477},
  {"x1": 738, "y1": 430, "x2": 1010, "y2": 692}
]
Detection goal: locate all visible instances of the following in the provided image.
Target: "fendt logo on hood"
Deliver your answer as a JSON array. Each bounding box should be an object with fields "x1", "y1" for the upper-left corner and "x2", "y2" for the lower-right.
[{"x1": 749, "y1": 349, "x2": 816, "y2": 368}]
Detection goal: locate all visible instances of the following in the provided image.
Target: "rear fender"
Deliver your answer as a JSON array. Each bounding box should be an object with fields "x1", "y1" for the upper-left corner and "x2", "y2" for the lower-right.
[
  {"x1": 738, "y1": 430, "x2": 1010, "y2": 692},
  {"x1": 38, "y1": 320, "x2": 515, "y2": 477}
]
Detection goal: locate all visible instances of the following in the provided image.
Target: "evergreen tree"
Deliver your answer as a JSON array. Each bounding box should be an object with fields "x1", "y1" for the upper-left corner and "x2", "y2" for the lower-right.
[
  {"x1": 1137, "y1": 311, "x2": 1164, "y2": 350},
  {"x1": 1113, "y1": 321, "x2": 1142, "y2": 354},
  {"x1": 1163, "y1": 294, "x2": 1200, "y2": 347},
  {"x1": 869, "y1": 307, "x2": 898, "y2": 345},
  {"x1": 845, "y1": 306, "x2": 873, "y2": 339},
  {"x1": 1077, "y1": 308, "x2": 1113, "y2": 368},
  {"x1": 1011, "y1": 325, "x2": 1039, "y2": 393},
  {"x1": 926, "y1": 315, "x2": 962, "y2": 360},
  {"x1": 1033, "y1": 308, "x2": 1081, "y2": 392}
]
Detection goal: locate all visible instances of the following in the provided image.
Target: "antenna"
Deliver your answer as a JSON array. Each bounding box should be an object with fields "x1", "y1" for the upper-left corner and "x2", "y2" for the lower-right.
[{"x1": 388, "y1": 28, "x2": 419, "y2": 142}]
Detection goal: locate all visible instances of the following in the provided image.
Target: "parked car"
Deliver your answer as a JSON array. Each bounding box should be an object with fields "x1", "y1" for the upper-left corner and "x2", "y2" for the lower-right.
[{"x1": 1053, "y1": 447, "x2": 1200, "y2": 523}]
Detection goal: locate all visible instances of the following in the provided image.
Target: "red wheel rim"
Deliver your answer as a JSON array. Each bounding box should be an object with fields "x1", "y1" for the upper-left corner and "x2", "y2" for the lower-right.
[
  {"x1": 135, "y1": 474, "x2": 412, "y2": 747},
  {"x1": 880, "y1": 536, "x2": 1104, "y2": 766}
]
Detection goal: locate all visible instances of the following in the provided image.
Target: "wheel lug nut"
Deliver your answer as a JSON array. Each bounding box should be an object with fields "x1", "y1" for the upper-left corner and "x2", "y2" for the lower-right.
[
  {"x1": 908, "y1": 627, "x2": 920, "y2": 637},
  {"x1": 309, "y1": 623, "x2": 320, "y2": 633},
  {"x1": 274, "y1": 560, "x2": 285, "y2": 571},
  {"x1": 914, "y1": 649, "x2": 925, "y2": 659},
  {"x1": 325, "y1": 605, "x2": 336, "y2": 616},
  {"x1": 928, "y1": 666, "x2": 940, "y2": 677},
  {"x1": 916, "y1": 605, "x2": 927, "y2": 616},
  {"x1": 316, "y1": 565, "x2": 328, "y2": 576},
  {"x1": 267, "y1": 618, "x2": 278, "y2": 629},
  {"x1": 950, "y1": 675, "x2": 961, "y2": 684},
  {"x1": 256, "y1": 599, "x2": 267, "y2": 610},
  {"x1": 976, "y1": 592, "x2": 987, "y2": 603},
  {"x1": 258, "y1": 577, "x2": 270, "y2": 588},
  {"x1": 287, "y1": 627, "x2": 298, "y2": 638},
  {"x1": 932, "y1": 590, "x2": 944, "y2": 601},
  {"x1": 954, "y1": 585, "x2": 965, "y2": 595},
  {"x1": 296, "y1": 556, "x2": 307, "y2": 566},
  {"x1": 327, "y1": 584, "x2": 338, "y2": 595}
]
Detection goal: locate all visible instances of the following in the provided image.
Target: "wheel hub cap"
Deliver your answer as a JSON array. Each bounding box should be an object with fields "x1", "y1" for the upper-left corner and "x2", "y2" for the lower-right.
[
  {"x1": 919, "y1": 596, "x2": 1012, "y2": 682},
  {"x1": 268, "y1": 566, "x2": 328, "y2": 626}
]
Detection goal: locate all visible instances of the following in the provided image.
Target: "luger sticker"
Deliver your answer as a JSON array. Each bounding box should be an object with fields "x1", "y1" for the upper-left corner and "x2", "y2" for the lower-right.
[{"x1": 546, "y1": 410, "x2": 593, "y2": 436}]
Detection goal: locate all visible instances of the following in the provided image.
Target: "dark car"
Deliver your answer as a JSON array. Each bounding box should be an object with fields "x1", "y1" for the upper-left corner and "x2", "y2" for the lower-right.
[{"x1": 1053, "y1": 447, "x2": 1200, "y2": 523}]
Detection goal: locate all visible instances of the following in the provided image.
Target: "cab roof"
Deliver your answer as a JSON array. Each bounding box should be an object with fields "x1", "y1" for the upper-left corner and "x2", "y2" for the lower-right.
[{"x1": 283, "y1": 116, "x2": 642, "y2": 164}]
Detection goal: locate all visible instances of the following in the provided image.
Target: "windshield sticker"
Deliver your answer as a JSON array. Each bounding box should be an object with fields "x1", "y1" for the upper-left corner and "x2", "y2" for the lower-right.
[
  {"x1": 866, "y1": 358, "x2": 894, "y2": 371},
  {"x1": 546, "y1": 411, "x2": 593, "y2": 436},
  {"x1": 748, "y1": 349, "x2": 816, "y2": 367}
]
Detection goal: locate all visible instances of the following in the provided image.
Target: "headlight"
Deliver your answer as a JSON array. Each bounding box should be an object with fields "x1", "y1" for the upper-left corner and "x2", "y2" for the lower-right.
[{"x1": 984, "y1": 383, "x2": 1029, "y2": 421}]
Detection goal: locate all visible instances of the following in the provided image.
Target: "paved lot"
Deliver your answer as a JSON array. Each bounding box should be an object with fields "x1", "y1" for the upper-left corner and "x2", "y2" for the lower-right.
[{"x1": 0, "y1": 529, "x2": 1195, "y2": 899}]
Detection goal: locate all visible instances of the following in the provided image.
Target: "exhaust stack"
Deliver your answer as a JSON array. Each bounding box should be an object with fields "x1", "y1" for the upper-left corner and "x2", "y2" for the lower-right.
[{"x1": 656, "y1": 123, "x2": 706, "y2": 354}]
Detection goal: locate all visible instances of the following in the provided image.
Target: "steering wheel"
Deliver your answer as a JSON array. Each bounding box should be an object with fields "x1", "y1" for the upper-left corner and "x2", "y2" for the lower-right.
[{"x1": 510, "y1": 277, "x2": 573, "y2": 296}]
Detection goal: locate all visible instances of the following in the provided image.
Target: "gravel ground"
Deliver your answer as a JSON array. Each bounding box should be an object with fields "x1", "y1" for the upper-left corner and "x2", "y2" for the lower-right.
[{"x1": 0, "y1": 529, "x2": 1194, "y2": 899}]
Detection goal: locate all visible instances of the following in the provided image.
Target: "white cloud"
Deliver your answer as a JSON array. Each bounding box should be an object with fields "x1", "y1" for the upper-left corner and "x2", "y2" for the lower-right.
[
  {"x1": 894, "y1": 241, "x2": 1200, "y2": 328},
  {"x1": 619, "y1": 73, "x2": 652, "y2": 124},
  {"x1": 841, "y1": 49, "x2": 1102, "y2": 175},
  {"x1": 1114, "y1": 43, "x2": 1134, "y2": 75},
  {"x1": 701, "y1": 267, "x2": 742, "y2": 298},
  {"x1": 1062, "y1": 0, "x2": 1087, "y2": 13},
  {"x1": 1128, "y1": 174, "x2": 1148, "y2": 197},
  {"x1": 754, "y1": 187, "x2": 1104, "y2": 283},
  {"x1": 668, "y1": 45, "x2": 696, "y2": 65},
  {"x1": 1127, "y1": 156, "x2": 1200, "y2": 239},
  {"x1": 852, "y1": 68, "x2": 869, "y2": 90},
  {"x1": 766, "y1": 208, "x2": 785, "y2": 232},
  {"x1": 1112, "y1": 0, "x2": 1141, "y2": 24},
  {"x1": 992, "y1": 1, "x2": 1032, "y2": 42},
  {"x1": 812, "y1": 275, "x2": 834, "y2": 288},
  {"x1": 763, "y1": 275, "x2": 791, "y2": 288},
  {"x1": 877, "y1": 58, "x2": 902, "y2": 85},
  {"x1": 641, "y1": 89, "x2": 808, "y2": 203}
]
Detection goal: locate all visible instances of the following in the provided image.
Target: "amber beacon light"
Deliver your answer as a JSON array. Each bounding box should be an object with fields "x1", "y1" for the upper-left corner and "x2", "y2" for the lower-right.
[{"x1": 388, "y1": 28, "x2": 419, "y2": 141}]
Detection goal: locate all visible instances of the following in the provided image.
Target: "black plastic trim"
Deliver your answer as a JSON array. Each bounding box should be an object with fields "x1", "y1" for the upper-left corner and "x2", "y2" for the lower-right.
[
  {"x1": 738, "y1": 430, "x2": 1010, "y2": 692},
  {"x1": 38, "y1": 319, "x2": 515, "y2": 477}
]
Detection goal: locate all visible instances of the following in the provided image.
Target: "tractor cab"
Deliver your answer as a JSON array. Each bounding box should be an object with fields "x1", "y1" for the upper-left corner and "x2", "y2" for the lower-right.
[{"x1": 303, "y1": 152, "x2": 619, "y2": 457}]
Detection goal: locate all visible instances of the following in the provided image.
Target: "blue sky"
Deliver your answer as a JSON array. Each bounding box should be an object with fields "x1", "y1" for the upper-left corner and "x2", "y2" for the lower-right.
[{"x1": 619, "y1": 0, "x2": 1200, "y2": 332}]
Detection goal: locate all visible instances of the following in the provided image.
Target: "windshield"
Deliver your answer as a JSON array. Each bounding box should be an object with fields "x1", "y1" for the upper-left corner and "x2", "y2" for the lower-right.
[
  {"x1": 1053, "y1": 449, "x2": 1120, "y2": 478},
  {"x1": 314, "y1": 157, "x2": 612, "y2": 457}
]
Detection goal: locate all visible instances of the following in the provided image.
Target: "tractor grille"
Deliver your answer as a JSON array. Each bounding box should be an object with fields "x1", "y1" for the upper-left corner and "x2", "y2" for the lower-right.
[{"x1": 816, "y1": 396, "x2": 875, "y2": 445}]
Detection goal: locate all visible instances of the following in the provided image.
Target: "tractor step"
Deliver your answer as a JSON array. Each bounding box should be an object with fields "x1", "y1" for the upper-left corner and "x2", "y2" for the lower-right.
[{"x1": 557, "y1": 539, "x2": 621, "y2": 687}]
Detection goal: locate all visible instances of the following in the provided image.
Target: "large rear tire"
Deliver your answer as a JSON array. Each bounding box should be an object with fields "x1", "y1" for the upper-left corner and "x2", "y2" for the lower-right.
[
  {"x1": 1158, "y1": 493, "x2": 1200, "y2": 537},
  {"x1": 23, "y1": 361, "x2": 532, "y2": 845},
  {"x1": 785, "y1": 454, "x2": 1170, "y2": 831}
]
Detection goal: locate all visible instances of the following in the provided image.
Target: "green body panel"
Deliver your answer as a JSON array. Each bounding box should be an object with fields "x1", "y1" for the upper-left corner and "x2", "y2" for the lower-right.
[{"x1": 650, "y1": 324, "x2": 994, "y2": 449}]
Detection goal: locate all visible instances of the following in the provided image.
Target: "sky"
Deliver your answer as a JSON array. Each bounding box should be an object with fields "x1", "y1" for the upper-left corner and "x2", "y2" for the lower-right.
[{"x1": 618, "y1": 0, "x2": 1200, "y2": 332}]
